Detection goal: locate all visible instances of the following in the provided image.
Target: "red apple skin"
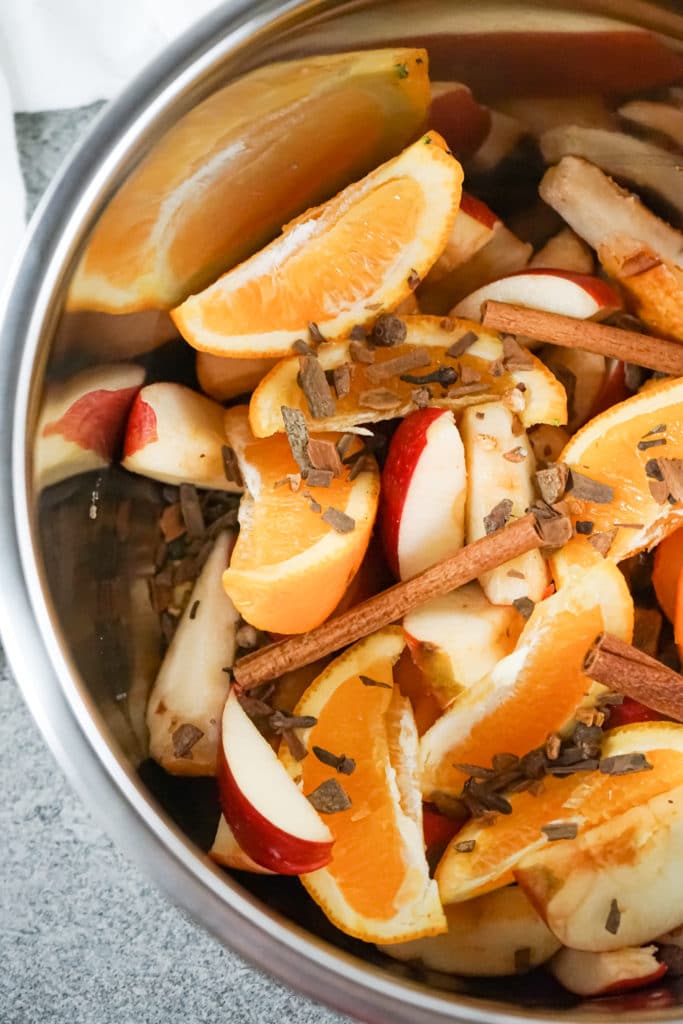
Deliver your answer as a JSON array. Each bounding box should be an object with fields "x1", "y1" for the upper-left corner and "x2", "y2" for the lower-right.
[
  {"x1": 460, "y1": 192, "x2": 500, "y2": 230},
  {"x1": 123, "y1": 393, "x2": 159, "y2": 457},
  {"x1": 589, "y1": 361, "x2": 629, "y2": 420},
  {"x1": 499, "y1": 269, "x2": 622, "y2": 309},
  {"x1": 429, "y1": 86, "x2": 491, "y2": 160},
  {"x1": 380, "y1": 408, "x2": 446, "y2": 579},
  {"x1": 606, "y1": 697, "x2": 668, "y2": 730},
  {"x1": 598, "y1": 963, "x2": 667, "y2": 997},
  {"x1": 42, "y1": 385, "x2": 141, "y2": 458},
  {"x1": 423, "y1": 804, "x2": 462, "y2": 851},
  {"x1": 216, "y1": 736, "x2": 334, "y2": 875}
]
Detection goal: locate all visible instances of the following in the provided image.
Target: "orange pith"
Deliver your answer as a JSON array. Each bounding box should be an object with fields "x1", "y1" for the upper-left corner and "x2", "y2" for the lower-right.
[
  {"x1": 437, "y1": 745, "x2": 683, "y2": 903},
  {"x1": 222, "y1": 406, "x2": 379, "y2": 633},
  {"x1": 419, "y1": 582, "x2": 604, "y2": 800},
  {"x1": 202, "y1": 178, "x2": 423, "y2": 335},
  {"x1": 556, "y1": 377, "x2": 683, "y2": 566},
  {"x1": 68, "y1": 48, "x2": 430, "y2": 312},
  {"x1": 281, "y1": 629, "x2": 445, "y2": 942}
]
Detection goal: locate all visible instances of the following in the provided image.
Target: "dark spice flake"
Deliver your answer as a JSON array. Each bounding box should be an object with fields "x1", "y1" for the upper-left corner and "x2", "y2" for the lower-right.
[
  {"x1": 445, "y1": 331, "x2": 478, "y2": 358},
  {"x1": 322, "y1": 507, "x2": 355, "y2": 533},
  {"x1": 307, "y1": 438, "x2": 343, "y2": 477},
  {"x1": 179, "y1": 483, "x2": 205, "y2": 539},
  {"x1": 360, "y1": 674, "x2": 392, "y2": 689},
  {"x1": 303, "y1": 490, "x2": 322, "y2": 514},
  {"x1": 588, "y1": 528, "x2": 617, "y2": 557},
  {"x1": 575, "y1": 520, "x2": 594, "y2": 535},
  {"x1": 638, "y1": 437, "x2": 667, "y2": 451},
  {"x1": 605, "y1": 899, "x2": 621, "y2": 935},
  {"x1": 358, "y1": 388, "x2": 402, "y2": 411},
  {"x1": 189, "y1": 599, "x2": 200, "y2": 620},
  {"x1": 567, "y1": 470, "x2": 614, "y2": 504},
  {"x1": 512, "y1": 597, "x2": 535, "y2": 620},
  {"x1": 454, "y1": 839, "x2": 476, "y2": 853},
  {"x1": 298, "y1": 355, "x2": 336, "y2": 418},
  {"x1": 221, "y1": 445, "x2": 244, "y2": 487},
  {"x1": 172, "y1": 723, "x2": 204, "y2": 759},
  {"x1": 483, "y1": 498, "x2": 513, "y2": 535},
  {"x1": 281, "y1": 406, "x2": 311, "y2": 474},
  {"x1": 332, "y1": 363, "x2": 352, "y2": 399},
  {"x1": 307, "y1": 778, "x2": 352, "y2": 814},
  {"x1": 366, "y1": 347, "x2": 430, "y2": 383},
  {"x1": 541, "y1": 821, "x2": 578, "y2": 841},
  {"x1": 599, "y1": 752, "x2": 652, "y2": 775}
]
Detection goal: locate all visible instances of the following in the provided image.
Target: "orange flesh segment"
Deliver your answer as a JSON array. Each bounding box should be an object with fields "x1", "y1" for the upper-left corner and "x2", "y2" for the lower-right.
[
  {"x1": 300, "y1": 659, "x2": 408, "y2": 920},
  {"x1": 424, "y1": 602, "x2": 602, "y2": 796},
  {"x1": 229, "y1": 430, "x2": 359, "y2": 567},
  {"x1": 202, "y1": 177, "x2": 423, "y2": 335},
  {"x1": 559, "y1": 381, "x2": 683, "y2": 564},
  {"x1": 653, "y1": 526, "x2": 683, "y2": 626},
  {"x1": 437, "y1": 748, "x2": 683, "y2": 899}
]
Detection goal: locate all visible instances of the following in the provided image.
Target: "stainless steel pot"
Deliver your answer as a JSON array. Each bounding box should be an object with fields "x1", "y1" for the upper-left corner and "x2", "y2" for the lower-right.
[{"x1": 2, "y1": 2, "x2": 683, "y2": 1021}]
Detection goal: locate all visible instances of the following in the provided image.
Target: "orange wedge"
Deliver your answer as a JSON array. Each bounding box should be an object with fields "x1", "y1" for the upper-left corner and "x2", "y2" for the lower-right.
[
  {"x1": 652, "y1": 526, "x2": 683, "y2": 657},
  {"x1": 68, "y1": 49, "x2": 430, "y2": 313},
  {"x1": 436, "y1": 722, "x2": 683, "y2": 904},
  {"x1": 280, "y1": 627, "x2": 446, "y2": 943},
  {"x1": 552, "y1": 377, "x2": 683, "y2": 569},
  {"x1": 419, "y1": 563, "x2": 623, "y2": 801},
  {"x1": 222, "y1": 406, "x2": 379, "y2": 634},
  {"x1": 249, "y1": 316, "x2": 566, "y2": 436},
  {"x1": 171, "y1": 133, "x2": 463, "y2": 357}
]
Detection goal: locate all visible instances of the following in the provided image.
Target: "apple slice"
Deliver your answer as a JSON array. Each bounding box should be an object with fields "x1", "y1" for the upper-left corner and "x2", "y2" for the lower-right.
[
  {"x1": 122, "y1": 382, "x2": 242, "y2": 491},
  {"x1": 196, "y1": 352, "x2": 278, "y2": 402},
  {"x1": 619, "y1": 100, "x2": 683, "y2": 151},
  {"x1": 598, "y1": 236, "x2": 683, "y2": 343},
  {"x1": 428, "y1": 82, "x2": 491, "y2": 160},
  {"x1": 428, "y1": 193, "x2": 501, "y2": 284},
  {"x1": 460, "y1": 401, "x2": 550, "y2": 605},
  {"x1": 451, "y1": 269, "x2": 621, "y2": 323},
  {"x1": 34, "y1": 363, "x2": 144, "y2": 491},
  {"x1": 529, "y1": 228, "x2": 595, "y2": 275},
  {"x1": 527, "y1": 423, "x2": 571, "y2": 467},
  {"x1": 549, "y1": 945, "x2": 666, "y2": 997},
  {"x1": 53, "y1": 309, "x2": 179, "y2": 362},
  {"x1": 539, "y1": 346, "x2": 607, "y2": 433},
  {"x1": 540, "y1": 126, "x2": 683, "y2": 222},
  {"x1": 380, "y1": 408, "x2": 466, "y2": 580},
  {"x1": 420, "y1": 223, "x2": 532, "y2": 313},
  {"x1": 497, "y1": 95, "x2": 616, "y2": 137},
  {"x1": 147, "y1": 530, "x2": 239, "y2": 776},
  {"x1": 403, "y1": 582, "x2": 523, "y2": 708},
  {"x1": 468, "y1": 108, "x2": 528, "y2": 175},
  {"x1": 217, "y1": 690, "x2": 333, "y2": 874},
  {"x1": 539, "y1": 156, "x2": 683, "y2": 266},
  {"x1": 380, "y1": 885, "x2": 560, "y2": 976},
  {"x1": 515, "y1": 784, "x2": 683, "y2": 952},
  {"x1": 209, "y1": 815, "x2": 274, "y2": 874}
]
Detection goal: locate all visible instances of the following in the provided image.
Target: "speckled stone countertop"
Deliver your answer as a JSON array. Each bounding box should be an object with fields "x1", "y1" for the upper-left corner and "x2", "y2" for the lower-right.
[{"x1": 1, "y1": 106, "x2": 350, "y2": 1024}]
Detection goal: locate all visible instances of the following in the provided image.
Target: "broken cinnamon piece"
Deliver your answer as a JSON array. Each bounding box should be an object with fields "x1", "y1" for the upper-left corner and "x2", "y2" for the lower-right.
[
  {"x1": 536, "y1": 463, "x2": 569, "y2": 504},
  {"x1": 588, "y1": 528, "x2": 617, "y2": 557},
  {"x1": 502, "y1": 335, "x2": 534, "y2": 370},
  {"x1": 584, "y1": 632, "x2": 683, "y2": 722},
  {"x1": 281, "y1": 406, "x2": 312, "y2": 474},
  {"x1": 371, "y1": 314, "x2": 407, "y2": 347},
  {"x1": 447, "y1": 382, "x2": 491, "y2": 398},
  {"x1": 233, "y1": 512, "x2": 550, "y2": 688},
  {"x1": 322, "y1": 507, "x2": 356, "y2": 533},
  {"x1": 303, "y1": 490, "x2": 322, "y2": 513},
  {"x1": 365, "y1": 347, "x2": 431, "y2": 383},
  {"x1": 349, "y1": 339, "x2": 375, "y2": 363},
  {"x1": 332, "y1": 363, "x2": 352, "y2": 399},
  {"x1": 531, "y1": 500, "x2": 574, "y2": 547},
  {"x1": 160, "y1": 502, "x2": 185, "y2": 543},
  {"x1": 179, "y1": 483, "x2": 205, "y2": 538},
  {"x1": 483, "y1": 301, "x2": 683, "y2": 376},
  {"x1": 306, "y1": 438, "x2": 343, "y2": 477},
  {"x1": 513, "y1": 597, "x2": 535, "y2": 620},
  {"x1": 445, "y1": 330, "x2": 478, "y2": 358},
  {"x1": 483, "y1": 498, "x2": 513, "y2": 535},
  {"x1": 306, "y1": 469, "x2": 334, "y2": 488},
  {"x1": 358, "y1": 388, "x2": 402, "y2": 411},
  {"x1": 566, "y1": 469, "x2": 614, "y2": 503},
  {"x1": 658, "y1": 458, "x2": 683, "y2": 502},
  {"x1": 298, "y1": 355, "x2": 336, "y2": 418},
  {"x1": 412, "y1": 387, "x2": 431, "y2": 409},
  {"x1": 460, "y1": 364, "x2": 481, "y2": 386}
]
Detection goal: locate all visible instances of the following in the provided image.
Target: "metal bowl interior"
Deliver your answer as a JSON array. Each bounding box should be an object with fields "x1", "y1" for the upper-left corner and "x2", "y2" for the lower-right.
[{"x1": 2, "y1": 1, "x2": 683, "y2": 1021}]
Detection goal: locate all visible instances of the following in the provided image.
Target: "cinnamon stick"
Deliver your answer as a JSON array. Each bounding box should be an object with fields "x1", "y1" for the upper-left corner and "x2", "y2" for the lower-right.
[
  {"x1": 234, "y1": 512, "x2": 547, "y2": 689},
  {"x1": 482, "y1": 301, "x2": 683, "y2": 377},
  {"x1": 584, "y1": 632, "x2": 683, "y2": 722}
]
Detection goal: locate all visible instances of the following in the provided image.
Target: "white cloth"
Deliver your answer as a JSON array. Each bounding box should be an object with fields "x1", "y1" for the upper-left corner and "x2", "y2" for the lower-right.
[{"x1": 0, "y1": 0, "x2": 222, "y2": 284}]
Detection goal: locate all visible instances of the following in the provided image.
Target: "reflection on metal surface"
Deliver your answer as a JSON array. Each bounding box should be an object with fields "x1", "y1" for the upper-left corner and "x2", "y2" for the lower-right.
[{"x1": 3, "y1": 1, "x2": 683, "y2": 1022}]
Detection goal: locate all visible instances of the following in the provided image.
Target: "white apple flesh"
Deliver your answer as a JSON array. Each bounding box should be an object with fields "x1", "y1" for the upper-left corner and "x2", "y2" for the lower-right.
[
  {"x1": 403, "y1": 582, "x2": 522, "y2": 707},
  {"x1": 217, "y1": 691, "x2": 333, "y2": 874},
  {"x1": 122, "y1": 382, "x2": 243, "y2": 491},
  {"x1": 380, "y1": 408, "x2": 467, "y2": 580},
  {"x1": 460, "y1": 402, "x2": 549, "y2": 605},
  {"x1": 147, "y1": 530, "x2": 240, "y2": 776},
  {"x1": 549, "y1": 945, "x2": 666, "y2": 997},
  {"x1": 380, "y1": 885, "x2": 560, "y2": 976},
  {"x1": 540, "y1": 345, "x2": 607, "y2": 432},
  {"x1": 468, "y1": 108, "x2": 528, "y2": 174},
  {"x1": 34, "y1": 362, "x2": 144, "y2": 491},
  {"x1": 428, "y1": 192, "x2": 500, "y2": 283},
  {"x1": 452, "y1": 269, "x2": 621, "y2": 323},
  {"x1": 515, "y1": 784, "x2": 683, "y2": 952},
  {"x1": 529, "y1": 227, "x2": 595, "y2": 275},
  {"x1": 209, "y1": 815, "x2": 275, "y2": 874}
]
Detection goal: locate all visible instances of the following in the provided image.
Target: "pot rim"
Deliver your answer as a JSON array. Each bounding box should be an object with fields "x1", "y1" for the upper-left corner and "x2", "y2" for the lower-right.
[{"x1": 0, "y1": 2, "x2": 681, "y2": 1022}]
